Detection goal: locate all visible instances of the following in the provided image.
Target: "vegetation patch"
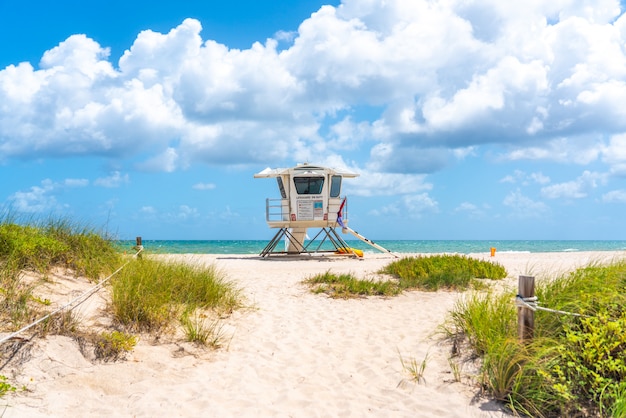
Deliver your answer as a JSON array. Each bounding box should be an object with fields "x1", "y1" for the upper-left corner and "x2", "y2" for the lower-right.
[
  {"x1": 94, "y1": 331, "x2": 138, "y2": 362},
  {"x1": 444, "y1": 260, "x2": 626, "y2": 417},
  {"x1": 0, "y1": 218, "x2": 121, "y2": 280},
  {"x1": 110, "y1": 258, "x2": 241, "y2": 332},
  {"x1": 381, "y1": 254, "x2": 507, "y2": 291},
  {"x1": 181, "y1": 313, "x2": 226, "y2": 348},
  {"x1": 0, "y1": 217, "x2": 244, "y2": 398},
  {"x1": 0, "y1": 375, "x2": 17, "y2": 397},
  {"x1": 305, "y1": 255, "x2": 506, "y2": 298},
  {"x1": 304, "y1": 271, "x2": 401, "y2": 298}
]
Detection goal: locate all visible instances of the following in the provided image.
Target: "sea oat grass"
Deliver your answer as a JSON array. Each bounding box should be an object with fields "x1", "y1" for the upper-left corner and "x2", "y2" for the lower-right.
[
  {"x1": 181, "y1": 313, "x2": 226, "y2": 347},
  {"x1": 398, "y1": 350, "x2": 429, "y2": 385},
  {"x1": 0, "y1": 217, "x2": 122, "y2": 280},
  {"x1": 110, "y1": 258, "x2": 241, "y2": 332}
]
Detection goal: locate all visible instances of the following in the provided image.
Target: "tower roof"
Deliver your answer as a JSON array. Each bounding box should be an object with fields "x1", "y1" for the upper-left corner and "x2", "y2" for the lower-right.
[{"x1": 254, "y1": 163, "x2": 359, "y2": 178}]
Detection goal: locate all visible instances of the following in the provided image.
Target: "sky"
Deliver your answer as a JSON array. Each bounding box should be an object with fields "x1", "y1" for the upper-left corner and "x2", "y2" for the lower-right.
[{"x1": 2, "y1": 0, "x2": 626, "y2": 241}]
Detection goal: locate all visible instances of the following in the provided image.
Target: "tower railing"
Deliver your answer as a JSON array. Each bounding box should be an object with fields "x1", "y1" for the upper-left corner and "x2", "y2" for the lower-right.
[{"x1": 264, "y1": 197, "x2": 349, "y2": 224}]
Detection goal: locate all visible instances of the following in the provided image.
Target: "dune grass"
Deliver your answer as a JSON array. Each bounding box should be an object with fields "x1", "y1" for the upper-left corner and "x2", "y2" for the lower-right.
[
  {"x1": 0, "y1": 217, "x2": 122, "y2": 280},
  {"x1": 444, "y1": 260, "x2": 626, "y2": 417},
  {"x1": 305, "y1": 270, "x2": 403, "y2": 298},
  {"x1": 380, "y1": 254, "x2": 507, "y2": 291},
  {"x1": 305, "y1": 254, "x2": 506, "y2": 298},
  {"x1": 110, "y1": 257, "x2": 241, "y2": 334},
  {"x1": 0, "y1": 217, "x2": 123, "y2": 332},
  {"x1": 0, "y1": 217, "x2": 243, "y2": 397}
]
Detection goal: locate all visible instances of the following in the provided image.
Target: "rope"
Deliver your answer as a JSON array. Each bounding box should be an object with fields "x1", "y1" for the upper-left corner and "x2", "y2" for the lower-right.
[
  {"x1": 0, "y1": 247, "x2": 143, "y2": 345},
  {"x1": 515, "y1": 295, "x2": 588, "y2": 318}
]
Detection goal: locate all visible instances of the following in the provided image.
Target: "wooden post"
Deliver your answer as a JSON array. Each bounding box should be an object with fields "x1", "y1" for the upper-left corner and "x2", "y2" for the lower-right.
[
  {"x1": 134, "y1": 236, "x2": 143, "y2": 258},
  {"x1": 518, "y1": 275, "x2": 535, "y2": 342}
]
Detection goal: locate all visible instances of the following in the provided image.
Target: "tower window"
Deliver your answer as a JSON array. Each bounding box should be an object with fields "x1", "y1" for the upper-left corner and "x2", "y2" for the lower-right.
[{"x1": 294, "y1": 177, "x2": 324, "y2": 194}]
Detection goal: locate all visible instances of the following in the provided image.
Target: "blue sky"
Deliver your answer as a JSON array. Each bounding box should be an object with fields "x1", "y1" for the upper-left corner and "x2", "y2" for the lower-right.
[{"x1": 1, "y1": 0, "x2": 626, "y2": 241}]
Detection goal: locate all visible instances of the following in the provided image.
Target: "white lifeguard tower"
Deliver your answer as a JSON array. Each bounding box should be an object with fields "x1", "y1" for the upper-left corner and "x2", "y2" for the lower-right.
[{"x1": 254, "y1": 163, "x2": 395, "y2": 257}]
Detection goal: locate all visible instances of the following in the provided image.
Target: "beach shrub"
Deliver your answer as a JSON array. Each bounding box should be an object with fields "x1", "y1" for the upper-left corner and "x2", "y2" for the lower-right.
[
  {"x1": 0, "y1": 375, "x2": 17, "y2": 397},
  {"x1": 94, "y1": 330, "x2": 138, "y2": 361},
  {"x1": 445, "y1": 260, "x2": 626, "y2": 417},
  {"x1": 110, "y1": 258, "x2": 241, "y2": 332},
  {"x1": 381, "y1": 254, "x2": 507, "y2": 291},
  {"x1": 0, "y1": 223, "x2": 69, "y2": 273}
]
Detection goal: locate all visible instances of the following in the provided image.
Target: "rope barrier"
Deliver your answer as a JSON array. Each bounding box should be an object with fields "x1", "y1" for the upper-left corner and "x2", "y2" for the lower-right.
[
  {"x1": 515, "y1": 295, "x2": 588, "y2": 318},
  {"x1": 0, "y1": 247, "x2": 143, "y2": 346}
]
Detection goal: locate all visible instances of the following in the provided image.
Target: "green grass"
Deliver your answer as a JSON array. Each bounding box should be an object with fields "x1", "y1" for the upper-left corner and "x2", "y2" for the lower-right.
[
  {"x1": 110, "y1": 258, "x2": 241, "y2": 332},
  {"x1": 444, "y1": 260, "x2": 626, "y2": 417},
  {"x1": 0, "y1": 217, "x2": 122, "y2": 280},
  {"x1": 398, "y1": 350, "x2": 429, "y2": 385},
  {"x1": 381, "y1": 254, "x2": 507, "y2": 291},
  {"x1": 0, "y1": 217, "x2": 123, "y2": 332},
  {"x1": 181, "y1": 313, "x2": 226, "y2": 348},
  {"x1": 0, "y1": 217, "x2": 244, "y2": 398},
  {"x1": 304, "y1": 254, "x2": 506, "y2": 298},
  {"x1": 304, "y1": 270, "x2": 402, "y2": 298}
]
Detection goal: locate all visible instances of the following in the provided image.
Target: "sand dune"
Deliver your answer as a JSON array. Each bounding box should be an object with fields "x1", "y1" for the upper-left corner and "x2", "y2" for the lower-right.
[{"x1": 1, "y1": 251, "x2": 623, "y2": 417}]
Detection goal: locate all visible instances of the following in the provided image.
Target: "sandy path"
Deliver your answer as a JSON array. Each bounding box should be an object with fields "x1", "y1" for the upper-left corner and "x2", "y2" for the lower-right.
[{"x1": 2, "y1": 251, "x2": 623, "y2": 417}]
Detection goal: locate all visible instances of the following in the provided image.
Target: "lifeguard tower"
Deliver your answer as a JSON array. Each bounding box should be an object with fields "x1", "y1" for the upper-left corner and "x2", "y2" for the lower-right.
[{"x1": 254, "y1": 163, "x2": 395, "y2": 257}]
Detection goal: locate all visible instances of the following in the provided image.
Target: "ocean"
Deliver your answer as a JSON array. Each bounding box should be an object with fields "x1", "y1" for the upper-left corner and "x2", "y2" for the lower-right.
[{"x1": 115, "y1": 239, "x2": 626, "y2": 255}]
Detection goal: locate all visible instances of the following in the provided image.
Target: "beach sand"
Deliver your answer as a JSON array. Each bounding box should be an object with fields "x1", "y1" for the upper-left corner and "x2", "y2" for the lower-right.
[{"x1": 1, "y1": 250, "x2": 624, "y2": 417}]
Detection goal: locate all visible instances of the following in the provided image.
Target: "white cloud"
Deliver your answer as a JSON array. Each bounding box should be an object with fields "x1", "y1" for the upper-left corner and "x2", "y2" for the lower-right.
[
  {"x1": 6, "y1": 178, "x2": 86, "y2": 213},
  {"x1": 348, "y1": 171, "x2": 432, "y2": 197},
  {"x1": 541, "y1": 170, "x2": 608, "y2": 199},
  {"x1": 140, "y1": 206, "x2": 157, "y2": 214},
  {"x1": 176, "y1": 205, "x2": 199, "y2": 220},
  {"x1": 500, "y1": 170, "x2": 550, "y2": 185},
  {"x1": 64, "y1": 178, "x2": 90, "y2": 187},
  {"x1": 601, "y1": 133, "x2": 626, "y2": 175},
  {"x1": 500, "y1": 137, "x2": 601, "y2": 165},
  {"x1": 454, "y1": 202, "x2": 488, "y2": 218},
  {"x1": 602, "y1": 189, "x2": 626, "y2": 203},
  {"x1": 137, "y1": 147, "x2": 180, "y2": 172},
  {"x1": 193, "y1": 182, "x2": 216, "y2": 190},
  {"x1": 503, "y1": 189, "x2": 549, "y2": 218},
  {"x1": 95, "y1": 171, "x2": 129, "y2": 188},
  {"x1": 371, "y1": 193, "x2": 438, "y2": 218},
  {"x1": 1, "y1": 0, "x2": 626, "y2": 201}
]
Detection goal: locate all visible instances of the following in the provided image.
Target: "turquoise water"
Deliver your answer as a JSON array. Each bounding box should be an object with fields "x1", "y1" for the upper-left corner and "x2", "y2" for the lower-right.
[{"x1": 116, "y1": 239, "x2": 626, "y2": 255}]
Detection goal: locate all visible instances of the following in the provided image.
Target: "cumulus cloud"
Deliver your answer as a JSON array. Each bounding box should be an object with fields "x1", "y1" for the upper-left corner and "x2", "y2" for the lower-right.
[
  {"x1": 601, "y1": 133, "x2": 626, "y2": 176},
  {"x1": 371, "y1": 193, "x2": 438, "y2": 218},
  {"x1": 541, "y1": 170, "x2": 608, "y2": 199},
  {"x1": 2, "y1": 0, "x2": 626, "y2": 198},
  {"x1": 6, "y1": 178, "x2": 87, "y2": 213}
]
